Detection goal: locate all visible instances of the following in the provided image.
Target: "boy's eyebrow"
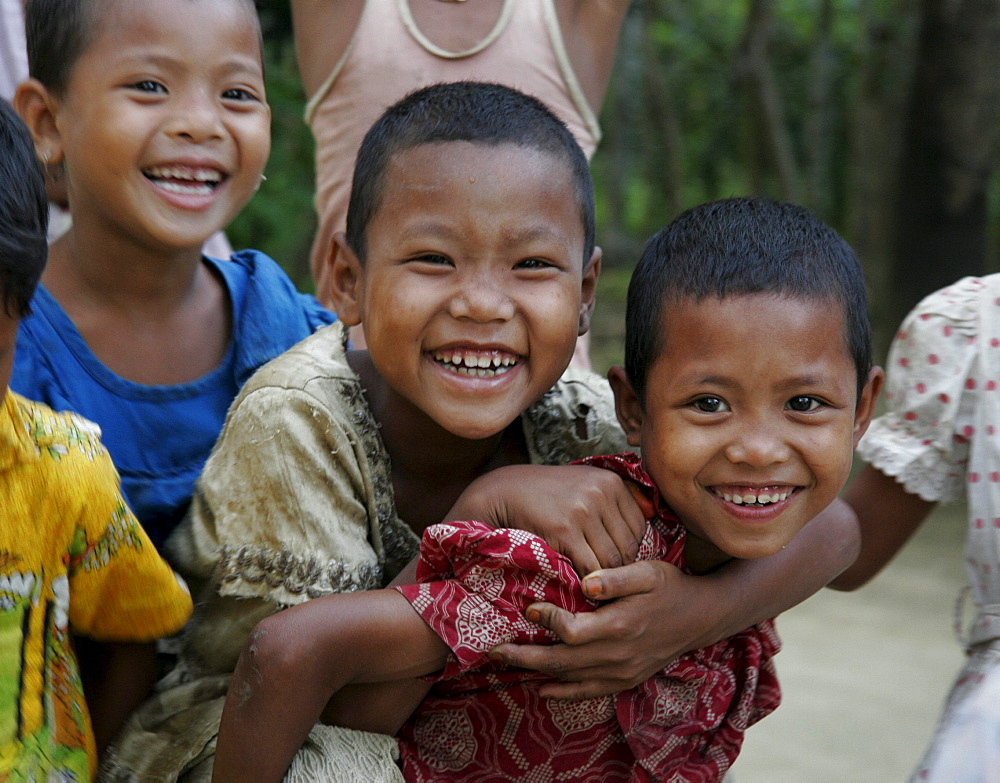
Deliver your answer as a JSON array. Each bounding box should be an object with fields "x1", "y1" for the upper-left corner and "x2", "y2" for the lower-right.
[
  {"x1": 116, "y1": 51, "x2": 263, "y2": 77},
  {"x1": 397, "y1": 222, "x2": 567, "y2": 245},
  {"x1": 681, "y1": 372, "x2": 839, "y2": 389}
]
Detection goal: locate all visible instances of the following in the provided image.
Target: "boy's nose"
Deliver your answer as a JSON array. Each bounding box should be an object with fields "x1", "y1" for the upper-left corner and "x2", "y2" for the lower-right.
[
  {"x1": 724, "y1": 427, "x2": 792, "y2": 467},
  {"x1": 448, "y1": 273, "x2": 516, "y2": 322}
]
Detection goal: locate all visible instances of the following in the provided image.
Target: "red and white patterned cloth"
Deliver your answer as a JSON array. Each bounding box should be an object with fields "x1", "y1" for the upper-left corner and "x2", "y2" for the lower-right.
[{"x1": 394, "y1": 452, "x2": 781, "y2": 782}]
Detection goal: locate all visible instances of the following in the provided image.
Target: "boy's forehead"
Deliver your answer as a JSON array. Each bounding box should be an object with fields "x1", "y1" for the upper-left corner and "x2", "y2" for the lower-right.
[
  {"x1": 91, "y1": 0, "x2": 263, "y2": 56},
  {"x1": 376, "y1": 141, "x2": 579, "y2": 213},
  {"x1": 389, "y1": 140, "x2": 573, "y2": 176},
  {"x1": 654, "y1": 293, "x2": 856, "y2": 380}
]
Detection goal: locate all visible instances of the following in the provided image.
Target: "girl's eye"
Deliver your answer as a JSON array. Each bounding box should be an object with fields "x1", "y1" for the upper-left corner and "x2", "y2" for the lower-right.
[
  {"x1": 787, "y1": 396, "x2": 821, "y2": 412},
  {"x1": 222, "y1": 88, "x2": 258, "y2": 102},
  {"x1": 130, "y1": 80, "x2": 166, "y2": 94},
  {"x1": 692, "y1": 396, "x2": 729, "y2": 413}
]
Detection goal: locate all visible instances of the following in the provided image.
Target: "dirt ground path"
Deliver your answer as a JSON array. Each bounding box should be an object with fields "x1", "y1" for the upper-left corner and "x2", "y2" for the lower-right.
[{"x1": 734, "y1": 504, "x2": 968, "y2": 781}]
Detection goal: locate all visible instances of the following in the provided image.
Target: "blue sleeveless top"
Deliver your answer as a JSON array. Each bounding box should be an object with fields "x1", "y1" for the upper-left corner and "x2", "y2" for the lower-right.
[{"x1": 11, "y1": 250, "x2": 336, "y2": 548}]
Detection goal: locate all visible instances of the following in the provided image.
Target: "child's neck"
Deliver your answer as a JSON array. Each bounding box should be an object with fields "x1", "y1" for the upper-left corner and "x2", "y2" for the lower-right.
[
  {"x1": 682, "y1": 532, "x2": 733, "y2": 575},
  {"x1": 350, "y1": 351, "x2": 530, "y2": 534},
  {"x1": 42, "y1": 230, "x2": 231, "y2": 386}
]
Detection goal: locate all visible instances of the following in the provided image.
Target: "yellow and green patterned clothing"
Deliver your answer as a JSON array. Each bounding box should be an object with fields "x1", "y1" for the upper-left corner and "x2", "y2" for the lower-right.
[{"x1": 0, "y1": 391, "x2": 192, "y2": 782}]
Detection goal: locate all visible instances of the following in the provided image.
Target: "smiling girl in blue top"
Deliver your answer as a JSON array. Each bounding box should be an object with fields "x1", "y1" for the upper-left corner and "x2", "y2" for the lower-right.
[{"x1": 11, "y1": 0, "x2": 334, "y2": 548}]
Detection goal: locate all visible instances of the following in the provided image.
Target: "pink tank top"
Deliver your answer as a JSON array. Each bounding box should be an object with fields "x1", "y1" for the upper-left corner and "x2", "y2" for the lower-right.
[{"x1": 305, "y1": 0, "x2": 602, "y2": 307}]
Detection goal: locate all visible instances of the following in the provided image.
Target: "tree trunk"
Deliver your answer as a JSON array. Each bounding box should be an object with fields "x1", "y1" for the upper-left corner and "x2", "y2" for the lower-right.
[
  {"x1": 845, "y1": 0, "x2": 920, "y2": 356},
  {"x1": 805, "y1": 0, "x2": 835, "y2": 216},
  {"x1": 732, "y1": 0, "x2": 800, "y2": 201},
  {"x1": 890, "y1": 0, "x2": 1000, "y2": 326}
]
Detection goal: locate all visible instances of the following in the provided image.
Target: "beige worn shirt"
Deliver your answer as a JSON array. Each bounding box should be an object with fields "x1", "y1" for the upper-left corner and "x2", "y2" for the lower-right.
[{"x1": 103, "y1": 322, "x2": 626, "y2": 780}]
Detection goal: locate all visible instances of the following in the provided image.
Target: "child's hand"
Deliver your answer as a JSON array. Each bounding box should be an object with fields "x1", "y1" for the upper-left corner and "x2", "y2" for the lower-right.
[
  {"x1": 445, "y1": 465, "x2": 649, "y2": 575},
  {"x1": 489, "y1": 504, "x2": 860, "y2": 699},
  {"x1": 488, "y1": 561, "x2": 722, "y2": 699}
]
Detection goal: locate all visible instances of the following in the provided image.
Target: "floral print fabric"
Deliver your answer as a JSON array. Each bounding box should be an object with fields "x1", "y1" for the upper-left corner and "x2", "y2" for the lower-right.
[
  {"x1": 395, "y1": 452, "x2": 781, "y2": 782},
  {"x1": 0, "y1": 392, "x2": 192, "y2": 781}
]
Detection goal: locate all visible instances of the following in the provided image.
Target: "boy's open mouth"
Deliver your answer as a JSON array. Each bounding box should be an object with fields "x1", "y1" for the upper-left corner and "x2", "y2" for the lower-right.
[
  {"x1": 711, "y1": 487, "x2": 795, "y2": 507},
  {"x1": 431, "y1": 350, "x2": 518, "y2": 379},
  {"x1": 144, "y1": 165, "x2": 224, "y2": 196}
]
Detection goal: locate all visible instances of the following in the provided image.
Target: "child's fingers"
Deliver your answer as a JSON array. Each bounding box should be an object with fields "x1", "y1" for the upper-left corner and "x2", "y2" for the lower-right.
[
  {"x1": 563, "y1": 537, "x2": 602, "y2": 577},
  {"x1": 580, "y1": 560, "x2": 665, "y2": 601},
  {"x1": 624, "y1": 481, "x2": 656, "y2": 521},
  {"x1": 491, "y1": 604, "x2": 645, "y2": 698},
  {"x1": 603, "y1": 487, "x2": 647, "y2": 564}
]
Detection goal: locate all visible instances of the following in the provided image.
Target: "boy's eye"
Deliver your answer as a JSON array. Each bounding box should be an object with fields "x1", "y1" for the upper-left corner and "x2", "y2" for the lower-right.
[
  {"x1": 410, "y1": 253, "x2": 451, "y2": 266},
  {"x1": 692, "y1": 396, "x2": 729, "y2": 413},
  {"x1": 786, "y1": 396, "x2": 821, "y2": 412},
  {"x1": 222, "y1": 87, "x2": 259, "y2": 102},
  {"x1": 515, "y1": 257, "x2": 553, "y2": 271},
  {"x1": 129, "y1": 80, "x2": 166, "y2": 94}
]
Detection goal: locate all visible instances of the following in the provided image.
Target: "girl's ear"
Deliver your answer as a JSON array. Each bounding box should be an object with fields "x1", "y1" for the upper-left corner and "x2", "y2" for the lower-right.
[
  {"x1": 852, "y1": 365, "x2": 885, "y2": 447},
  {"x1": 13, "y1": 79, "x2": 64, "y2": 166},
  {"x1": 327, "y1": 232, "x2": 364, "y2": 326},
  {"x1": 578, "y1": 246, "x2": 602, "y2": 336},
  {"x1": 608, "y1": 365, "x2": 643, "y2": 448}
]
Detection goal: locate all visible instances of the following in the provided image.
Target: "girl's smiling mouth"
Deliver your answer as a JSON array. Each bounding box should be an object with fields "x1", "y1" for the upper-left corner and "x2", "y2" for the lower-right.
[
  {"x1": 143, "y1": 164, "x2": 225, "y2": 196},
  {"x1": 430, "y1": 349, "x2": 520, "y2": 379}
]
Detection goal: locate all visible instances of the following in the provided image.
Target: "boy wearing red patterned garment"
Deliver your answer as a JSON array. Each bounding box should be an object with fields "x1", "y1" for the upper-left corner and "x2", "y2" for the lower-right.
[{"x1": 214, "y1": 198, "x2": 881, "y2": 782}]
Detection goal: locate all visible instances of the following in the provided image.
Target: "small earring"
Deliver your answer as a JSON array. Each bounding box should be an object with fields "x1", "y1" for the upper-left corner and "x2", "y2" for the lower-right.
[
  {"x1": 260, "y1": 174, "x2": 267, "y2": 182},
  {"x1": 40, "y1": 150, "x2": 50, "y2": 165}
]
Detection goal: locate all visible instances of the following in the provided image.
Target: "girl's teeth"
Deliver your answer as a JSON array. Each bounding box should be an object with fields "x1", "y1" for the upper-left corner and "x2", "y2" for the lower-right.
[{"x1": 157, "y1": 181, "x2": 214, "y2": 196}]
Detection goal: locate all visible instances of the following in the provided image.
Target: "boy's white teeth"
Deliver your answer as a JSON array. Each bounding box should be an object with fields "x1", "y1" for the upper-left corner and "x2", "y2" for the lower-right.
[
  {"x1": 717, "y1": 490, "x2": 790, "y2": 506},
  {"x1": 432, "y1": 350, "x2": 517, "y2": 377}
]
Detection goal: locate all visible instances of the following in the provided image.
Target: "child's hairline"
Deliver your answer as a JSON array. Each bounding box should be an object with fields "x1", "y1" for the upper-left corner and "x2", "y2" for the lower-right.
[{"x1": 30, "y1": 0, "x2": 265, "y2": 97}]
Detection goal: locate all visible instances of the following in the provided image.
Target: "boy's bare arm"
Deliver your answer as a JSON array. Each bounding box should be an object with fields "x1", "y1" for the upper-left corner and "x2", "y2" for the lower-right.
[
  {"x1": 213, "y1": 589, "x2": 448, "y2": 783},
  {"x1": 829, "y1": 465, "x2": 936, "y2": 590},
  {"x1": 490, "y1": 503, "x2": 860, "y2": 699}
]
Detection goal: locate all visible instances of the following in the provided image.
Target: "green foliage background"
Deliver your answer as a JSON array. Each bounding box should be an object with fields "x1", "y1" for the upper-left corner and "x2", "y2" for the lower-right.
[{"x1": 232, "y1": 1, "x2": 1000, "y2": 373}]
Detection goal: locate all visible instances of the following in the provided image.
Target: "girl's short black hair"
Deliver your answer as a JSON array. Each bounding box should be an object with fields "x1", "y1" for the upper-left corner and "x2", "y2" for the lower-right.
[
  {"x1": 0, "y1": 99, "x2": 48, "y2": 318},
  {"x1": 25, "y1": 0, "x2": 262, "y2": 95},
  {"x1": 345, "y1": 81, "x2": 595, "y2": 266},
  {"x1": 625, "y1": 197, "x2": 873, "y2": 405}
]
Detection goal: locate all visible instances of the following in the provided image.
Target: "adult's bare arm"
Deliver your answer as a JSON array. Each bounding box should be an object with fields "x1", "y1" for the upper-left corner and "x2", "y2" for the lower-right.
[
  {"x1": 289, "y1": 0, "x2": 364, "y2": 98},
  {"x1": 489, "y1": 500, "x2": 859, "y2": 699},
  {"x1": 556, "y1": 0, "x2": 632, "y2": 110}
]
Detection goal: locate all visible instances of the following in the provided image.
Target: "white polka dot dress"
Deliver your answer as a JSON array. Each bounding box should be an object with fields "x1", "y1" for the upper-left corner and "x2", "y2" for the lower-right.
[{"x1": 858, "y1": 275, "x2": 1000, "y2": 780}]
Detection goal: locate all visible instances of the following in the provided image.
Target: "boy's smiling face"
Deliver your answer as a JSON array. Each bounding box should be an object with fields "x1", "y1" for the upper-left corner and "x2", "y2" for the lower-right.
[
  {"x1": 331, "y1": 141, "x2": 599, "y2": 441},
  {"x1": 30, "y1": 0, "x2": 270, "y2": 253},
  {"x1": 612, "y1": 293, "x2": 880, "y2": 570}
]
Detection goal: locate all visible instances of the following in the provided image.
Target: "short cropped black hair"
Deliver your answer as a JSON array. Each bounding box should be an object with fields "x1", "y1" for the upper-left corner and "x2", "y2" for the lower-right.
[
  {"x1": 345, "y1": 81, "x2": 595, "y2": 264},
  {"x1": 25, "y1": 0, "x2": 108, "y2": 94},
  {"x1": 0, "y1": 99, "x2": 48, "y2": 318},
  {"x1": 25, "y1": 0, "x2": 262, "y2": 95},
  {"x1": 625, "y1": 197, "x2": 872, "y2": 405}
]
